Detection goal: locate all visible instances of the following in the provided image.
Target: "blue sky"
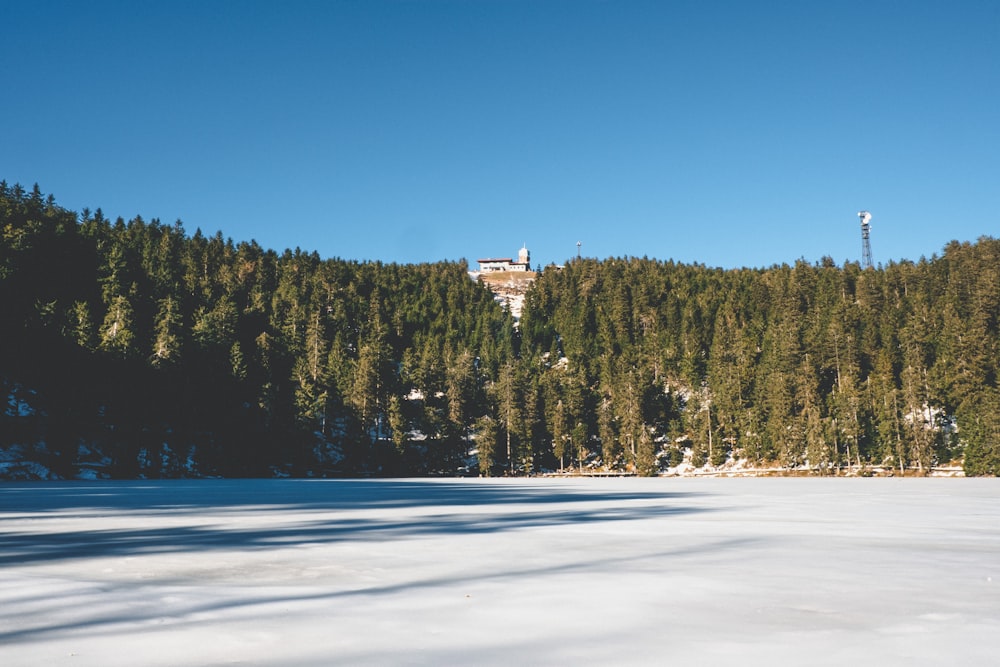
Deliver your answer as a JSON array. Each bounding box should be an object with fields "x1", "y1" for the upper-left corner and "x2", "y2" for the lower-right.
[{"x1": 3, "y1": 1, "x2": 997, "y2": 269}]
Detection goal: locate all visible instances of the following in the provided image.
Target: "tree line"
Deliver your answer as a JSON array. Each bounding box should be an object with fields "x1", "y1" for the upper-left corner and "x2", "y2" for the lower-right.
[
  {"x1": 519, "y1": 250, "x2": 998, "y2": 476},
  {"x1": 2, "y1": 182, "x2": 998, "y2": 477}
]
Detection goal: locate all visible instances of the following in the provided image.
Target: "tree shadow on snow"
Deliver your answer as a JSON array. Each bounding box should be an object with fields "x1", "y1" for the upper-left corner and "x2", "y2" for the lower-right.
[
  {"x1": 0, "y1": 477, "x2": 707, "y2": 513},
  {"x1": 0, "y1": 480, "x2": 740, "y2": 648},
  {"x1": 0, "y1": 534, "x2": 759, "y2": 648},
  {"x1": 0, "y1": 479, "x2": 716, "y2": 566}
]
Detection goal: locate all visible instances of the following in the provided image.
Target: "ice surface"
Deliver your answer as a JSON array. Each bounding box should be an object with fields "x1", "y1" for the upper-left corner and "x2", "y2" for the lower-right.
[{"x1": 1, "y1": 478, "x2": 998, "y2": 666}]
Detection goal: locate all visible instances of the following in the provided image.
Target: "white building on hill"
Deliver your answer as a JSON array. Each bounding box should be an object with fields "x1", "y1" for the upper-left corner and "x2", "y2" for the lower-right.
[{"x1": 478, "y1": 245, "x2": 531, "y2": 273}]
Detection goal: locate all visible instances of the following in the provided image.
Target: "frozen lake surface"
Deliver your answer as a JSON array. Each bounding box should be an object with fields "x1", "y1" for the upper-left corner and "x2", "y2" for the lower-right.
[{"x1": 2, "y1": 478, "x2": 998, "y2": 666}]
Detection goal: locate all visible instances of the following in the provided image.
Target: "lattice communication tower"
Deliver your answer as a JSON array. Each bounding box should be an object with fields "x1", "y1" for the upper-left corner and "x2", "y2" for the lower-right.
[{"x1": 858, "y1": 211, "x2": 873, "y2": 269}]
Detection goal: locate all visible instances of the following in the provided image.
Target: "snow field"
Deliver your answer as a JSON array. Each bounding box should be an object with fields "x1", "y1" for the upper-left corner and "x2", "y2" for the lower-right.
[{"x1": 1, "y1": 478, "x2": 998, "y2": 665}]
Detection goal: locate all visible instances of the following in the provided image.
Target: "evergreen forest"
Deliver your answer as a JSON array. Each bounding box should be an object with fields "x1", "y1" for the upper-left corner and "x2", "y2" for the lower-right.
[{"x1": 2, "y1": 183, "x2": 998, "y2": 478}]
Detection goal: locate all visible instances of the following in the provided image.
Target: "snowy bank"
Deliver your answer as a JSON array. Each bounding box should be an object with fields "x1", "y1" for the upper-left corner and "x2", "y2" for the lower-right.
[{"x1": 1, "y1": 478, "x2": 998, "y2": 666}]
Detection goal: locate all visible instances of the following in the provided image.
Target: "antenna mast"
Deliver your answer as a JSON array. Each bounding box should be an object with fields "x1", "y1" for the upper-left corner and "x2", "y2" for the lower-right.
[
  {"x1": 858, "y1": 211, "x2": 873, "y2": 269},
  {"x1": 576, "y1": 240, "x2": 582, "y2": 260}
]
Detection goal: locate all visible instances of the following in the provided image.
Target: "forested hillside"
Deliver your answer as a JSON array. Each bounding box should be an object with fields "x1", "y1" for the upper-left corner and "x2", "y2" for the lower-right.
[
  {"x1": 2, "y1": 183, "x2": 998, "y2": 478},
  {"x1": 0, "y1": 183, "x2": 517, "y2": 478},
  {"x1": 519, "y1": 251, "x2": 999, "y2": 476}
]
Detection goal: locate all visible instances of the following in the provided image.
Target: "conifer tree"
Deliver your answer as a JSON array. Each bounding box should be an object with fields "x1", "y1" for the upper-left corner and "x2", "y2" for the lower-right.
[{"x1": 99, "y1": 295, "x2": 136, "y2": 357}]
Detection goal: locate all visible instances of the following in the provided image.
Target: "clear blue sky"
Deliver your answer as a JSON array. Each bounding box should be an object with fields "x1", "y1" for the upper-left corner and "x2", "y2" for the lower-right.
[{"x1": 3, "y1": 0, "x2": 997, "y2": 269}]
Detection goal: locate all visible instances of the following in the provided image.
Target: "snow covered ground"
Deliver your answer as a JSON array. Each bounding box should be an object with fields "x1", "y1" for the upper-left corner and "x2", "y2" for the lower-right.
[{"x1": 1, "y1": 478, "x2": 998, "y2": 666}]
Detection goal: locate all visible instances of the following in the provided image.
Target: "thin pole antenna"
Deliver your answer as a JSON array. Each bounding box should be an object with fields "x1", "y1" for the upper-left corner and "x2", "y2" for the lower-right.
[{"x1": 858, "y1": 211, "x2": 873, "y2": 269}]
